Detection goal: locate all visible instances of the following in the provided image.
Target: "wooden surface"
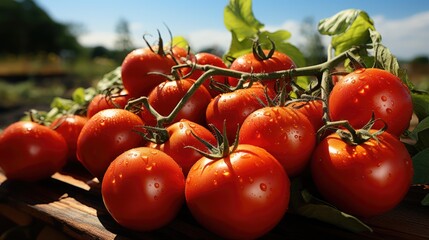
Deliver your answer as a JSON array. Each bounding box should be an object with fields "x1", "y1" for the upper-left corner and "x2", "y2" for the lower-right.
[{"x1": 0, "y1": 164, "x2": 428, "y2": 240}]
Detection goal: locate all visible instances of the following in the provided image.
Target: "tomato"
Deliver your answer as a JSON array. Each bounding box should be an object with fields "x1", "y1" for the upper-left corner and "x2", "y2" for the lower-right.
[
  {"x1": 170, "y1": 45, "x2": 195, "y2": 64},
  {"x1": 185, "y1": 144, "x2": 290, "y2": 239},
  {"x1": 311, "y1": 130, "x2": 413, "y2": 217},
  {"x1": 121, "y1": 47, "x2": 176, "y2": 98},
  {"x1": 50, "y1": 115, "x2": 88, "y2": 163},
  {"x1": 239, "y1": 106, "x2": 316, "y2": 177},
  {"x1": 147, "y1": 119, "x2": 216, "y2": 176},
  {"x1": 228, "y1": 49, "x2": 296, "y2": 91},
  {"x1": 288, "y1": 99, "x2": 324, "y2": 131},
  {"x1": 181, "y1": 52, "x2": 228, "y2": 97},
  {"x1": 76, "y1": 109, "x2": 145, "y2": 180},
  {"x1": 205, "y1": 83, "x2": 275, "y2": 143},
  {"x1": 329, "y1": 68, "x2": 413, "y2": 136},
  {"x1": 141, "y1": 78, "x2": 211, "y2": 126},
  {"x1": 86, "y1": 90, "x2": 130, "y2": 119},
  {"x1": 0, "y1": 121, "x2": 67, "y2": 181},
  {"x1": 102, "y1": 147, "x2": 185, "y2": 231}
]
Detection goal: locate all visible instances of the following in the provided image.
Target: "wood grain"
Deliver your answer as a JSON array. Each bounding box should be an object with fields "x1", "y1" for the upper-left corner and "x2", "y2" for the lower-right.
[{"x1": 0, "y1": 165, "x2": 428, "y2": 240}]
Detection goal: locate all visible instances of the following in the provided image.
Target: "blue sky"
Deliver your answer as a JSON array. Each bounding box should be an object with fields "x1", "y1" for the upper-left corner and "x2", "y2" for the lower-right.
[{"x1": 35, "y1": 0, "x2": 429, "y2": 60}]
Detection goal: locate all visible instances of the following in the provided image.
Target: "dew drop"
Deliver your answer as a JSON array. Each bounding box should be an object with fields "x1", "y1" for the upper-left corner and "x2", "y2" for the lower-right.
[
  {"x1": 359, "y1": 75, "x2": 366, "y2": 80},
  {"x1": 359, "y1": 89, "x2": 365, "y2": 94},
  {"x1": 248, "y1": 177, "x2": 254, "y2": 183},
  {"x1": 185, "y1": 129, "x2": 191, "y2": 136},
  {"x1": 179, "y1": 122, "x2": 184, "y2": 129},
  {"x1": 356, "y1": 68, "x2": 366, "y2": 74},
  {"x1": 264, "y1": 112, "x2": 271, "y2": 116},
  {"x1": 381, "y1": 96, "x2": 388, "y2": 101},
  {"x1": 223, "y1": 170, "x2": 230, "y2": 177},
  {"x1": 154, "y1": 183, "x2": 160, "y2": 188},
  {"x1": 260, "y1": 183, "x2": 267, "y2": 191},
  {"x1": 386, "y1": 108, "x2": 393, "y2": 113},
  {"x1": 146, "y1": 165, "x2": 153, "y2": 171},
  {"x1": 189, "y1": 123, "x2": 196, "y2": 128},
  {"x1": 112, "y1": 179, "x2": 116, "y2": 184},
  {"x1": 353, "y1": 98, "x2": 359, "y2": 103},
  {"x1": 213, "y1": 179, "x2": 218, "y2": 186},
  {"x1": 119, "y1": 173, "x2": 123, "y2": 178}
]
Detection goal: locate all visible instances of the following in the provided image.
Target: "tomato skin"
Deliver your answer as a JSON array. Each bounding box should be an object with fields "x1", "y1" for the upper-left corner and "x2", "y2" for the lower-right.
[
  {"x1": 121, "y1": 47, "x2": 176, "y2": 98},
  {"x1": 0, "y1": 121, "x2": 67, "y2": 181},
  {"x1": 51, "y1": 115, "x2": 88, "y2": 163},
  {"x1": 228, "y1": 50, "x2": 296, "y2": 89},
  {"x1": 239, "y1": 106, "x2": 316, "y2": 177},
  {"x1": 86, "y1": 90, "x2": 130, "y2": 119},
  {"x1": 142, "y1": 78, "x2": 212, "y2": 126},
  {"x1": 311, "y1": 130, "x2": 413, "y2": 217},
  {"x1": 205, "y1": 83, "x2": 275, "y2": 143},
  {"x1": 102, "y1": 147, "x2": 185, "y2": 231},
  {"x1": 185, "y1": 144, "x2": 290, "y2": 239},
  {"x1": 288, "y1": 100, "x2": 324, "y2": 132},
  {"x1": 329, "y1": 68, "x2": 413, "y2": 136},
  {"x1": 76, "y1": 109, "x2": 145, "y2": 180},
  {"x1": 181, "y1": 52, "x2": 228, "y2": 97},
  {"x1": 147, "y1": 119, "x2": 216, "y2": 176}
]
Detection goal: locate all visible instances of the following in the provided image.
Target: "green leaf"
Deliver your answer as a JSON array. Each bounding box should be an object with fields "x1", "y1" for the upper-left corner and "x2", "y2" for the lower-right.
[
  {"x1": 318, "y1": 9, "x2": 363, "y2": 36},
  {"x1": 411, "y1": 116, "x2": 429, "y2": 149},
  {"x1": 171, "y1": 36, "x2": 190, "y2": 50},
  {"x1": 224, "y1": 31, "x2": 254, "y2": 62},
  {"x1": 224, "y1": 0, "x2": 264, "y2": 41},
  {"x1": 412, "y1": 148, "x2": 429, "y2": 184},
  {"x1": 412, "y1": 91, "x2": 429, "y2": 121},
  {"x1": 259, "y1": 31, "x2": 306, "y2": 67},
  {"x1": 332, "y1": 12, "x2": 374, "y2": 55},
  {"x1": 72, "y1": 87, "x2": 86, "y2": 105},
  {"x1": 50, "y1": 97, "x2": 75, "y2": 111},
  {"x1": 96, "y1": 66, "x2": 123, "y2": 92},
  {"x1": 289, "y1": 179, "x2": 372, "y2": 233},
  {"x1": 276, "y1": 42, "x2": 306, "y2": 68},
  {"x1": 422, "y1": 194, "x2": 429, "y2": 206}
]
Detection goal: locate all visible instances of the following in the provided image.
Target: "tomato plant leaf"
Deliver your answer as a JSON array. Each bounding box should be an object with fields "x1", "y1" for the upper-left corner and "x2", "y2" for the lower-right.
[
  {"x1": 422, "y1": 193, "x2": 429, "y2": 206},
  {"x1": 224, "y1": 0, "x2": 264, "y2": 41},
  {"x1": 72, "y1": 87, "x2": 86, "y2": 105},
  {"x1": 410, "y1": 116, "x2": 429, "y2": 150},
  {"x1": 318, "y1": 9, "x2": 363, "y2": 36},
  {"x1": 289, "y1": 179, "x2": 373, "y2": 233},
  {"x1": 224, "y1": 31, "x2": 254, "y2": 62},
  {"x1": 319, "y1": 9, "x2": 375, "y2": 55},
  {"x1": 411, "y1": 91, "x2": 429, "y2": 122},
  {"x1": 411, "y1": 148, "x2": 429, "y2": 184},
  {"x1": 171, "y1": 36, "x2": 190, "y2": 50}
]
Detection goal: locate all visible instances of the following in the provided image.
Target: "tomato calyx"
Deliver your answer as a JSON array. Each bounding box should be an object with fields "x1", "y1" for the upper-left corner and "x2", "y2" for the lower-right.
[
  {"x1": 319, "y1": 113, "x2": 387, "y2": 145},
  {"x1": 252, "y1": 38, "x2": 275, "y2": 61},
  {"x1": 143, "y1": 30, "x2": 167, "y2": 56},
  {"x1": 187, "y1": 121, "x2": 239, "y2": 160}
]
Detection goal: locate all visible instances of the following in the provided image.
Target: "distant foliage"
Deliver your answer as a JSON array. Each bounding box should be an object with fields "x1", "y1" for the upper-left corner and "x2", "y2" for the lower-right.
[{"x1": 0, "y1": 0, "x2": 82, "y2": 56}]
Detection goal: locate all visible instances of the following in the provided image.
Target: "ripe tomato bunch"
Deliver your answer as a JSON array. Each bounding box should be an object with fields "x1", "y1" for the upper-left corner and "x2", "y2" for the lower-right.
[{"x1": 0, "y1": 35, "x2": 415, "y2": 238}]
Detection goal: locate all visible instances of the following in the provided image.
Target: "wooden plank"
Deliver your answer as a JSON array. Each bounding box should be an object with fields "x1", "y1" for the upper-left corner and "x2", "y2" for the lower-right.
[{"x1": 1, "y1": 167, "x2": 428, "y2": 240}]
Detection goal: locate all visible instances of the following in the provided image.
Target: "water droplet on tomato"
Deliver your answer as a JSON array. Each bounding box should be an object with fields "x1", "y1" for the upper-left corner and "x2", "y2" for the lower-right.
[
  {"x1": 185, "y1": 129, "x2": 191, "y2": 136},
  {"x1": 353, "y1": 98, "x2": 359, "y2": 103},
  {"x1": 264, "y1": 112, "x2": 271, "y2": 116},
  {"x1": 213, "y1": 180, "x2": 218, "y2": 186},
  {"x1": 222, "y1": 170, "x2": 230, "y2": 177},
  {"x1": 119, "y1": 173, "x2": 123, "y2": 178},
  {"x1": 248, "y1": 177, "x2": 254, "y2": 183},
  {"x1": 179, "y1": 122, "x2": 184, "y2": 129},
  {"x1": 146, "y1": 165, "x2": 153, "y2": 171},
  {"x1": 189, "y1": 123, "x2": 196, "y2": 128},
  {"x1": 260, "y1": 183, "x2": 267, "y2": 191},
  {"x1": 381, "y1": 96, "x2": 387, "y2": 101},
  {"x1": 359, "y1": 88, "x2": 365, "y2": 94},
  {"x1": 386, "y1": 108, "x2": 393, "y2": 113},
  {"x1": 112, "y1": 179, "x2": 116, "y2": 184},
  {"x1": 154, "y1": 183, "x2": 160, "y2": 188},
  {"x1": 151, "y1": 150, "x2": 158, "y2": 155},
  {"x1": 359, "y1": 75, "x2": 366, "y2": 80}
]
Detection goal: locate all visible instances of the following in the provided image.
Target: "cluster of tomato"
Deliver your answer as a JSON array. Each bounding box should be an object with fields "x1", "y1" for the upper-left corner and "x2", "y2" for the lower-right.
[{"x1": 0, "y1": 39, "x2": 414, "y2": 239}]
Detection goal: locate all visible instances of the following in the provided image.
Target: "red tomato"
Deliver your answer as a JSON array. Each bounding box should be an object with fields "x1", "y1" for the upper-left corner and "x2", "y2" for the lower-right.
[
  {"x1": 0, "y1": 121, "x2": 67, "y2": 181},
  {"x1": 185, "y1": 144, "x2": 290, "y2": 239},
  {"x1": 239, "y1": 106, "x2": 316, "y2": 177},
  {"x1": 329, "y1": 68, "x2": 413, "y2": 136},
  {"x1": 288, "y1": 100, "x2": 324, "y2": 131},
  {"x1": 51, "y1": 115, "x2": 88, "y2": 163},
  {"x1": 141, "y1": 78, "x2": 212, "y2": 126},
  {"x1": 147, "y1": 119, "x2": 216, "y2": 176},
  {"x1": 121, "y1": 47, "x2": 176, "y2": 98},
  {"x1": 86, "y1": 90, "x2": 130, "y2": 119},
  {"x1": 205, "y1": 83, "x2": 275, "y2": 143},
  {"x1": 170, "y1": 45, "x2": 195, "y2": 64},
  {"x1": 181, "y1": 52, "x2": 228, "y2": 97},
  {"x1": 311, "y1": 130, "x2": 413, "y2": 217},
  {"x1": 228, "y1": 50, "x2": 296, "y2": 91},
  {"x1": 102, "y1": 147, "x2": 185, "y2": 231},
  {"x1": 76, "y1": 109, "x2": 145, "y2": 180}
]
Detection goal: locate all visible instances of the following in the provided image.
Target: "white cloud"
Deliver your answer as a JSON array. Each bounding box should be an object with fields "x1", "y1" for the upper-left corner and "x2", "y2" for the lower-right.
[
  {"x1": 373, "y1": 11, "x2": 429, "y2": 59},
  {"x1": 78, "y1": 11, "x2": 429, "y2": 60},
  {"x1": 185, "y1": 29, "x2": 231, "y2": 52}
]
